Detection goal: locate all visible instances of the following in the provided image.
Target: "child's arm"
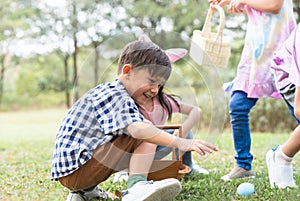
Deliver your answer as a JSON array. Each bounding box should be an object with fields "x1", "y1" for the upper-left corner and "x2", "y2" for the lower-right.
[
  {"x1": 126, "y1": 122, "x2": 218, "y2": 156},
  {"x1": 293, "y1": 26, "x2": 300, "y2": 119},
  {"x1": 210, "y1": 0, "x2": 283, "y2": 14},
  {"x1": 239, "y1": 0, "x2": 283, "y2": 14},
  {"x1": 178, "y1": 102, "x2": 202, "y2": 138}
]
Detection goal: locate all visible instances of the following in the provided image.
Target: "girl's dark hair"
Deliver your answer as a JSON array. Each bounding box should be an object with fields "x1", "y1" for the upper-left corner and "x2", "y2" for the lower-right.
[
  {"x1": 117, "y1": 40, "x2": 171, "y2": 80},
  {"x1": 157, "y1": 86, "x2": 181, "y2": 121}
]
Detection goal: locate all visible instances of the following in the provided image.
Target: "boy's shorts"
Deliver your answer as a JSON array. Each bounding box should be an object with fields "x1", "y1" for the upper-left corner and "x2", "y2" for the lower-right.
[
  {"x1": 280, "y1": 83, "x2": 300, "y2": 124},
  {"x1": 280, "y1": 83, "x2": 296, "y2": 107},
  {"x1": 58, "y1": 135, "x2": 143, "y2": 190}
]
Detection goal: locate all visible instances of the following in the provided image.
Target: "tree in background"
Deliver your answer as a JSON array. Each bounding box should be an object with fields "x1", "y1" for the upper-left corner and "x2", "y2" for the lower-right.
[
  {"x1": 0, "y1": 0, "x2": 34, "y2": 104},
  {"x1": 294, "y1": 0, "x2": 300, "y2": 21},
  {"x1": 1, "y1": 0, "x2": 300, "y2": 132}
]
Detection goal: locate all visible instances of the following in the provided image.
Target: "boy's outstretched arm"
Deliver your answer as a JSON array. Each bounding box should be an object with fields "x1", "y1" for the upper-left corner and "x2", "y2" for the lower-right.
[{"x1": 127, "y1": 122, "x2": 218, "y2": 156}]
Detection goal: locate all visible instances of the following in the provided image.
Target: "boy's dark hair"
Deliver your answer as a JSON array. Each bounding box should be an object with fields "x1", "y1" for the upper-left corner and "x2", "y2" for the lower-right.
[{"x1": 117, "y1": 40, "x2": 171, "y2": 80}]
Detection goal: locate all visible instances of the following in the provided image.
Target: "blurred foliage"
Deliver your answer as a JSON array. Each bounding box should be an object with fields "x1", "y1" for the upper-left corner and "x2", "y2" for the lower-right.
[
  {"x1": 0, "y1": 0, "x2": 299, "y2": 133},
  {"x1": 250, "y1": 98, "x2": 298, "y2": 133}
]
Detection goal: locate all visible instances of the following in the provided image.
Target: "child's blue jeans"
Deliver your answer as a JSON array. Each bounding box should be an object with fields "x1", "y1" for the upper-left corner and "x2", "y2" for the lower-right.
[
  {"x1": 229, "y1": 91, "x2": 258, "y2": 171},
  {"x1": 154, "y1": 130, "x2": 194, "y2": 169}
]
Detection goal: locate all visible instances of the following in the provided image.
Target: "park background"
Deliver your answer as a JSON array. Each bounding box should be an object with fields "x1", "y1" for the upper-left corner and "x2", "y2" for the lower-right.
[{"x1": 1, "y1": 0, "x2": 300, "y2": 200}]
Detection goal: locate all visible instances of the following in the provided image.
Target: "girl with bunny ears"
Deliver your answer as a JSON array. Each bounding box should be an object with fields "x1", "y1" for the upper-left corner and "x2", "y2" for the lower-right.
[{"x1": 140, "y1": 41, "x2": 209, "y2": 175}]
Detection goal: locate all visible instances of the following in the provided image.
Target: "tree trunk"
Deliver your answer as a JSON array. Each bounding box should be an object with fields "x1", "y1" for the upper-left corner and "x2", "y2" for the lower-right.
[
  {"x1": 72, "y1": 2, "x2": 79, "y2": 102},
  {"x1": 73, "y1": 34, "x2": 79, "y2": 102},
  {"x1": 56, "y1": 50, "x2": 71, "y2": 108},
  {"x1": 0, "y1": 55, "x2": 5, "y2": 105},
  {"x1": 93, "y1": 42, "x2": 100, "y2": 86},
  {"x1": 64, "y1": 55, "x2": 71, "y2": 108}
]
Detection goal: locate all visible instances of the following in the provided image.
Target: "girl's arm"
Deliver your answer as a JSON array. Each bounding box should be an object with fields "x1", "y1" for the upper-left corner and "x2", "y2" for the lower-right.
[
  {"x1": 179, "y1": 102, "x2": 202, "y2": 138},
  {"x1": 235, "y1": 0, "x2": 283, "y2": 14},
  {"x1": 210, "y1": 0, "x2": 283, "y2": 14}
]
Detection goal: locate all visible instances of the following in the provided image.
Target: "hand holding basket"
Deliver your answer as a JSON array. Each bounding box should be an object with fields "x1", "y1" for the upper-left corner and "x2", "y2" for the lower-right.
[{"x1": 190, "y1": 5, "x2": 231, "y2": 68}]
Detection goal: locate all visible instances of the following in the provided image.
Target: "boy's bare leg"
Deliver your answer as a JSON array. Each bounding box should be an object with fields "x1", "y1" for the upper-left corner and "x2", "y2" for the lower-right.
[
  {"x1": 266, "y1": 126, "x2": 299, "y2": 188},
  {"x1": 129, "y1": 141, "x2": 156, "y2": 176},
  {"x1": 282, "y1": 125, "x2": 300, "y2": 157},
  {"x1": 123, "y1": 141, "x2": 181, "y2": 201}
]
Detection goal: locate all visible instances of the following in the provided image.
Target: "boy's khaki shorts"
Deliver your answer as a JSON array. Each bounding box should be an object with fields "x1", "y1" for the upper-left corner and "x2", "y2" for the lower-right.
[{"x1": 58, "y1": 135, "x2": 143, "y2": 190}]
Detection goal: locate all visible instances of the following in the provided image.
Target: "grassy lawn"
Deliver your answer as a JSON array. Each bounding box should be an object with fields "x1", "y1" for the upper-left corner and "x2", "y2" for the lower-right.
[{"x1": 0, "y1": 108, "x2": 299, "y2": 200}]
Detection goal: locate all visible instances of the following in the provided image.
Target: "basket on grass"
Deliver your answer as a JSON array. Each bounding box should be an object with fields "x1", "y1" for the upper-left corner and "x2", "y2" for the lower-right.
[
  {"x1": 147, "y1": 125, "x2": 191, "y2": 181},
  {"x1": 190, "y1": 5, "x2": 231, "y2": 68}
]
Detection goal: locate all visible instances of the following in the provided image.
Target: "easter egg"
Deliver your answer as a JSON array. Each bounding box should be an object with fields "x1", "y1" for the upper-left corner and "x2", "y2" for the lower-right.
[{"x1": 237, "y1": 182, "x2": 255, "y2": 196}]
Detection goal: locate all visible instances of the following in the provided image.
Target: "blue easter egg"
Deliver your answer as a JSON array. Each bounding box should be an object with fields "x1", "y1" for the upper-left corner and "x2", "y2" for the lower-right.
[{"x1": 237, "y1": 182, "x2": 255, "y2": 196}]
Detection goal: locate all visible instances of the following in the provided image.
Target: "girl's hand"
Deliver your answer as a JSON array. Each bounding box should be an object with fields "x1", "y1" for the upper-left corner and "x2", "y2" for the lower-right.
[
  {"x1": 228, "y1": 0, "x2": 245, "y2": 14},
  {"x1": 209, "y1": 0, "x2": 231, "y2": 6},
  {"x1": 173, "y1": 130, "x2": 180, "y2": 137}
]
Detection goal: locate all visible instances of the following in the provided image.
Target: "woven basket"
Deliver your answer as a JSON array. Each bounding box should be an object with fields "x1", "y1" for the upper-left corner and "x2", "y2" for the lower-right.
[
  {"x1": 190, "y1": 5, "x2": 231, "y2": 68},
  {"x1": 147, "y1": 125, "x2": 191, "y2": 181}
]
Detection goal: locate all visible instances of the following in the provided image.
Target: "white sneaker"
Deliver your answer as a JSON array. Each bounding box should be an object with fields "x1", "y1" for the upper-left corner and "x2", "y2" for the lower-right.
[
  {"x1": 113, "y1": 169, "x2": 129, "y2": 182},
  {"x1": 190, "y1": 165, "x2": 209, "y2": 175},
  {"x1": 66, "y1": 186, "x2": 108, "y2": 201},
  {"x1": 66, "y1": 193, "x2": 85, "y2": 201},
  {"x1": 266, "y1": 149, "x2": 297, "y2": 188},
  {"x1": 122, "y1": 178, "x2": 181, "y2": 201}
]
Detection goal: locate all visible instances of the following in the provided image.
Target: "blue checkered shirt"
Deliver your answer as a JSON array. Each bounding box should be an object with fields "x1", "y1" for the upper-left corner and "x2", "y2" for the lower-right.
[{"x1": 51, "y1": 79, "x2": 144, "y2": 179}]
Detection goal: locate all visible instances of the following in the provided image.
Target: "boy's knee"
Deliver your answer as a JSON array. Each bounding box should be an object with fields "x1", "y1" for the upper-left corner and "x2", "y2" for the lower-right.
[{"x1": 136, "y1": 141, "x2": 157, "y2": 153}]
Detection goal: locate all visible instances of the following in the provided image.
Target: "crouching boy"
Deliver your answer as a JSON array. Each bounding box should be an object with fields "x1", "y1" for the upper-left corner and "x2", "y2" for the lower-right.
[{"x1": 51, "y1": 40, "x2": 218, "y2": 201}]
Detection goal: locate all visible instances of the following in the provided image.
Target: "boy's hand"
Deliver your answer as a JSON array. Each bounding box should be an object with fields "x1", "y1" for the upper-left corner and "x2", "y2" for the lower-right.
[{"x1": 177, "y1": 138, "x2": 218, "y2": 156}]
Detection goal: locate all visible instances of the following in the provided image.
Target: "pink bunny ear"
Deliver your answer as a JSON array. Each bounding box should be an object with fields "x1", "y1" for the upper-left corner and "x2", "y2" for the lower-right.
[
  {"x1": 165, "y1": 48, "x2": 187, "y2": 63},
  {"x1": 138, "y1": 34, "x2": 187, "y2": 62},
  {"x1": 138, "y1": 34, "x2": 153, "y2": 42}
]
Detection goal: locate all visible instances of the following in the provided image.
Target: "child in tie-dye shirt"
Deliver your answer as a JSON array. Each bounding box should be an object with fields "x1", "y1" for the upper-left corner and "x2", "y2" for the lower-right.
[{"x1": 209, "y1": 0, "x2": 296, "y2": 180}]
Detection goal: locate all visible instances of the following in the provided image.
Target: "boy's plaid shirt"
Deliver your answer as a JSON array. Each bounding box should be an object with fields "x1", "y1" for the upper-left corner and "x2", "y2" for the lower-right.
[{"x1": 51, "y1": 79, "x2": 144, "y2": 179}]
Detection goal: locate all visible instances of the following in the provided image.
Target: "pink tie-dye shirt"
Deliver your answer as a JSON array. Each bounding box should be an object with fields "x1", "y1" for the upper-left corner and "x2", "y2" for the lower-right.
[
  {"x1": 231, "y1": 0, "x2": 296, "y2": 98},
  {"x1": 139, "y1": 95, "x2": 180, "y2": 125}
]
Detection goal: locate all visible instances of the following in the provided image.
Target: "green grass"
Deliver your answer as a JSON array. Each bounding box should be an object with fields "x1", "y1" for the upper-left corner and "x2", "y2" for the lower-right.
[{"x1": 0, "y1": 108, "x2": 299, "y2": 200}]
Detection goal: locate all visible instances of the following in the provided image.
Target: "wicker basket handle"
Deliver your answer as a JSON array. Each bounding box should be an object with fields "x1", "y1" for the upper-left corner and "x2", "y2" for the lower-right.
[
  {"x1": 156, "y1": 124, "x2": 183, "y2": 161},
  {"x1": 202, "y1": 5, "x2": 225, "y2": 41}
]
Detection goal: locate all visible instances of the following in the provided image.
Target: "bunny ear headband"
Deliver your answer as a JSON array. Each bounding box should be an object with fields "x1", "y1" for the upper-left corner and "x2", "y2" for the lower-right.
[{"x1": 138, "y1": 34, "x2": 187, "y2": 63}]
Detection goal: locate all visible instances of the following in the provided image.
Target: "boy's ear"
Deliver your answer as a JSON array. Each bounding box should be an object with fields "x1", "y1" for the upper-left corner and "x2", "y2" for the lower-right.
[{"x1": 122, "y1": 64, "x2": 132, "y2": 75}]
